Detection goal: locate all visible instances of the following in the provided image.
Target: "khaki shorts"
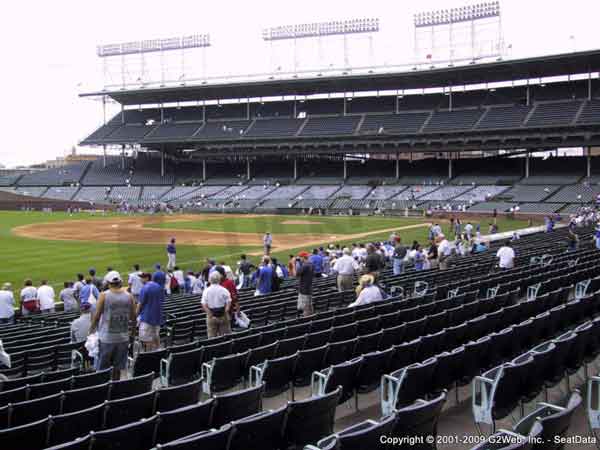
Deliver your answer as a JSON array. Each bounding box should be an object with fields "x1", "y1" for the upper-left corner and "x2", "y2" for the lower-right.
[{"x1": 139, "y1": 322, "x2": 160, "y2": 342}]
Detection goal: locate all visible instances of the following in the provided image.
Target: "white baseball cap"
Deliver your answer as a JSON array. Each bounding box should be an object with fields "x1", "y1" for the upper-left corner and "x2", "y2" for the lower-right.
[{"x1": 106, "y1": 271, "x2": 122, "y2": 284}]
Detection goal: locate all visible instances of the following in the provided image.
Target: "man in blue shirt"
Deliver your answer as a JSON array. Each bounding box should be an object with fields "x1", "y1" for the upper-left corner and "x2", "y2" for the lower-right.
[
  {"x1": 166, "y1": 238, "x2": 177, "y2": 270},
  {"x1": 137, "y1": 273, "x2": 165, "y2": 351},
  {"x1": 152, "y1": 264, "x2": 166, "y2": 290},
  {"x1": 256, "y1": 257, "x2": 273, "y2": 295},
  {"x1": 309, "y1": 249, "x2": 324, "y2": 277}
]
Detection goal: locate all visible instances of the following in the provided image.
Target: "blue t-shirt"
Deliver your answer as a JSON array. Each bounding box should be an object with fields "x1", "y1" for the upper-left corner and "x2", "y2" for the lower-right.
[
  {"x1": 138, "y1": 281, "x2": 165, "y2": 326},
  {"x1": 257, "y1": 266, "x2": 273, "y2": 294},
  {"x1": 309, "y1": 254, "x2": 323, "y2": 274},
  {"x1": 167, "y1": 243, "x2": 176, "y2": 254},
  {"x1": 152, "y1": 270, "x2": 166, "y2": 286},
  {"x1": 80, "y1": 284, "x2": 100, "y2": 305}
]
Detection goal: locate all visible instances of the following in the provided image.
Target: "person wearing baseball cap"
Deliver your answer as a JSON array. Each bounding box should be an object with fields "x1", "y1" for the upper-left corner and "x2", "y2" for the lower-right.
[
  {"x1": 70, "y1": 302, "x2": 92, "y2": 343},
  {"x1": 136, "y1": 272, "x2": 164, "y2": 351},
  {"x1": 0, "y1": 282, "x2": 15, "y2": 325},
  {"x1": 296, "y1": 251, "x2": 314, "y2": 317},
  {"x1": 90, "y1": 271, "x2": 136, "y2": 380}
]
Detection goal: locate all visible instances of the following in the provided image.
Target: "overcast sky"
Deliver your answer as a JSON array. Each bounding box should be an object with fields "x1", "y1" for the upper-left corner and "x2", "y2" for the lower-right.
[{"x1": 1, "y1": 0, "x2": 599, "y2": 167}]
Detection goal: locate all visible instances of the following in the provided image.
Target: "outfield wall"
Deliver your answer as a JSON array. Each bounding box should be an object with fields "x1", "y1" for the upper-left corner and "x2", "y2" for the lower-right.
[{"x1": 0, "y1": 191, "x2": 108, "y2": 212}]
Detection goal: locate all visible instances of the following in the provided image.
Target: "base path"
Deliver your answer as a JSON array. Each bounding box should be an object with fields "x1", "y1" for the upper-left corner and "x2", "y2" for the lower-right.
[{"x1": 13, "y1": 214, "x2": 431, "y2": 253}]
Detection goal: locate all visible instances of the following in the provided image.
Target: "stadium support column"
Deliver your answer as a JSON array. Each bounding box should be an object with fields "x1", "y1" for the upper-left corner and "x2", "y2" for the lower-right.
[
  {"x1": 102, "y1": 146, "x2": 107, "y2": 168},
  {"x1": 246, "y1": 157, "x2": 251, "y2": 180},
  {"x1": 525, "y1": 152, "x2": 530, "y2": 178},
  {"x1": 293, "y1": 158, "x2": 298, "y2": 180},
  {"x1": 395, "y1": 152, "x2": 400, "y2": 179},
  {"x1": 202, "y1": 160, "x2": 207, "y2": 182},
  {"x1": 121, "y1": 146, "x2": 125, "y2": 170},
  {"x1": 448, "y1": 157, "x2": 453, "y2": 179},
  {"x1": 589, "y1": 71, "x2": 593, "y2": 101},
  {"x1": 343, "y1": 158, "x2": 347, "y2": 180},
  {"x1": 587, "y1": 147, "x2": 591, "y2": 178},
  {"x1": 160, "y1": 150, "x2": 165, "y2": 177}
]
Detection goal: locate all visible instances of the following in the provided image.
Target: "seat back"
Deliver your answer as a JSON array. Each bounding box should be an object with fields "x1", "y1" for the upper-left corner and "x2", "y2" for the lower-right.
[
  {"x1": 205, "y1": 352, "x2": 247, "y2": 394},
  {"x1": 47, "y1": 403, "x2": 105, "y2": 447},
  {"x1": 392, "y1": 391, "x2": 447, "y2": 444},
  {"x1": 229, "y1": 406, "x2": 288, "y2": 450},
  {"x1": 155, "y1": 379, "x2": 202, "y2": 413},
  {"x1": 334, "y1": 414, "x2": 396, "y2": 450},
  {"x1": 103, "y1": 390, "x2": 156, "y2": 429},
  {"x1": 276, "y1": 335, "x2": 305, "y2": 357},
  {"x1": 165, "y1": 347, "x2": 203, "y2": 386},
  {"x1": 357, "y1": 348, "x2": 394, "y2": 394},
  {"x1": 72, "y1": 367, "x2": 112, "y2": 389},
  {"x1": 9, "y1": 392, "x2": 62, "y2": 427},
  {"x1": 62, "y1": 383, "x2": 110, "y2": 414},
  {"x1": 0, "y1": 417, "x2": 49, "y2": 450},
  {"x1": 131, "y1": 348, "x2": 167, "y2": 378},
  {"x1": 158, "y1": 424, "x2": 232, "y2": 450},
  {"x1": 109, "y1": 372, "x2": 154, "y2": 400},
  {"x1": 325, "y1": 338, "x2": 357, "y2": 366},
  {"x1": 89, "y1": 416, "x2": 157, "y2": 450},
  {"x1": 322, "y1": 357, "x2": 363, "y2": 404},
  {"x1": 211, "y1": 384, "x2": 263, "y2": 428},
  {"x1": 261, "y1": 353, "x2": 298, "y2": 397},
  {"x1": 155, "y1": 399, "x2": 214, "y2": 445}
]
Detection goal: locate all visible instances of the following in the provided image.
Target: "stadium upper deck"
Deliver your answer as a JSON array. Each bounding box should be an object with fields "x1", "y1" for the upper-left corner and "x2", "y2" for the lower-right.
[{"x1": 81, "y1": 50, "x2": 600, "y2": 155}]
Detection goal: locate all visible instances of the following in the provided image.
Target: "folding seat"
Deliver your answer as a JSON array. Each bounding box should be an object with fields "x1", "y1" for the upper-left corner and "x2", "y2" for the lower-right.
[
  {"x1": 168, "y1": 320, "x2": 194, "y2": 345},
  {"x1": 462, "y1": 300, "x2": 481, "y2": 321},
  {"x1": 378, "y1": 323, "x2": 406, "y2": 351},
  {"x1": 455, "y1": 336, "x2": 490, "y2": 403},
  {"x1": 283, "y1": 387, "x2": 342, "y2": 450},
  {"x1": 45, "y1": 435, "x2": 92, "y2": 450},
  {"x1": 260, "y1": 327, "x2": 286, "y2": 346},
  {"x1": 0, "y1": 372, "x2": 42, "y2": 391},
  {"x1": 389, "y1": 338, "x2": 422, "y2": 373},
  {"x1": 485, "y1": 308, "x2": 505, "y2": 334},
  {"x1": 61, "y1": 382, "x2": 110, "y2": 413},
  {"x1": 419, "y1": 330, "x2": 446, "y2": 360},
  {"x1": 491, "y1": 327, "x2": 517, "y2": 366},
  {"x1": 404, "y1": 316, "x2": 427, "y2": 342},
  {"x1": 466, "y1": 315, "x2": 489, "y2": 342},
  {"x1": 398, "y1": 305, "x2": 419, "y2": 323},
  {"x1": 381, "y1": 357, "x2": 437, "y2": 415},
  {"x1": 469, "y1": 428, "x2": 540, "y2": 450},
  {"x1": 28, "y1": 376, "x2": 73, "y2": 400},
  {"x1": 267, "y1": 306, "x2": 285, "y2": 323},
  {"x1": 72, "y1": 367, "x2": 112, "y2": 389},
  {"x1": 374, "y1": 301, "x2": 398, "y2": 316},
  {"x1": 108, "y1": 372, "x2": 154, "y2": 400},
  {"x1": 0, "y1": 385, "x2": 27, "y2": 407},
  {"x1": 200, "y1": 340, "x2": 233, "y2": 365},
  {"x1": 128, "y1": 348, "x2": 167, "y2": 379},
  {"x1": 357, "y1": 317, "x2": 380, "y2": 336},
  {"x1": 353, "y1": 306, "x2": 374, "y2": 322},
  {"x1": 154, "y1": 400, "x2": 214, "y2": 445},
  {"x1": 0, "y1": 405, "x2": 7, "y2": 428},
  {"x1": 229, "y1": 406, "x2": 288, "y2": 450},
  {"x1": 155, "y1": 378, "x2": 202, "y2": 413},
  {"x1": 250, "y1": 353, "x2": 298, "y2": 398},
  {"x1": 8, "y1": 391, "x2": 62, "y2": 427},
  {"x1": 0, "y1": 417, "x2": 50, "y2": 450},
  {"x1": 47, "y1": 403, "x2": 105, "y2": 447},
  {"x1": 89, "y1": 416, "x2": 157, "y2": 450},
  {"x1": 565, "y1": 322, "x2": 592, "y2": 387},
  {"x1": 472, "y1": 356, "x2": 534, "y2": 431},
  {"x1": 580, "y1": 294, "x2": 596, "y2": 320},
  {"x1": 312, "y1": 356, "x2": 363, "y2": 408},
  {"x1": 242, "y1": 341, "x2": 281, "y2": 377},
  {"x1": 431, "y1": 346, "x2": 465, "y2": 395},
  {"x1": 285, "y1": 322, "x2": 311, "y2": 339},
  {"x1": 332, "y1": 312, "x2": 355, "y2": 327},
  {"x1": 355, "y1": 330, "x2": 382, "y2": 356},
  {"x1": 330, "y1": 323, "x2": 358, "y2": 343},
  {"x1": 446, "y1": 305, "x2": 465, "y2": 327},
  {"x1": 442, "y1": 322, "x2": 467, "y2": 352},
  {"x1": 310, "y1": 317, "x2": 334, "y2": 333},
  {"x1": 306, "y1": 413, "x2": 396, "y2": 450},
  {"x1": 103, "y1": 390, "x2": 156, "y2": 429},
  {"x1": 275, "y1": 335, "x2": 305, "y2": 357},
  {"x1": 160, "y1": 347, "x2": 203, "y2": 386},
  {"x1": 388, "y1": 394, "x2": 446, "y2": 449},
  {"x1": 304, "y1": 329, "x2": 332, "y2": 350},
  {"x1": 565, "y1": 299, "x2": 584, "y2": 327},
  {"x1": 211, "y1": 384, "x2": 263, "y2": 428},
  {"x1": 324, "y1": 338, "x2": 358, "y2": 366},
  {"x1": 515, "y1": 390, "x2": 582, "y2": 450},
  {"x1": 43, "y1": 367, "x2": 80, "y2": 383},
  {"x1": 502, "y1": 303, "x2": 522, "y2": 330},
  {"x1": 356, "y1": 348, "x2": 394, "y2": 400},
  {"x1": 26, "y1": 347, "x2": 59, "y2": 374},
  {"x1": 293, "y1": 344, "x2": 328, "y2": 388},
  {"x1": 584, "y1": 317, "x2": 600, "y2": 368},
  {"x1": 167, "y1": 341, "x2": 198, "y2": 355},
  {"x1": 202, "y1": 351, "x2": 248, "y2": 395},
  {"x1": 56, "y1": 341, "x2": 85, "y2": 370},
  {"x1": 512, "y1": 319, "x2": 536, "y2": 354},
  {"x1": 378, "y1": 311, "x2": 401, "y2": 328},
  {"x1": 156, "y1": 424, "x2": 233, "y2": 450}
]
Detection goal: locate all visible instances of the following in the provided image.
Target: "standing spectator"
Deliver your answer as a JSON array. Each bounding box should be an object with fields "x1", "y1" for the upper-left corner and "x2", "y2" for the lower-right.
[
  {"x1": 392, "y1": 238, "x2": 407, "y2": 275},
  {"x1": 333, "y1": 248, "x2": 359, "y2": 292},
  {"x1": 215, "y1": 266, "x2": 239, "y2": 327},
  {"x1": 173, "y1": 266, "x2": 185, "y2": 288},
  {"x1": 464, "y1": 222, "x2": 474, "y2": 240},
  {"x1": 595, "y1": 222, "x2": 600, "y2": 250},
  {"x1": 263, "y1": 232, "x2": 273, "y2": 255},
  {"x1": 38, "y1": 280, "x2": 55, "y2": 314},
  {"x1": 454, "y1": 218, "x2": 462, "y2": 238},
  {"x1": 89, "y1": 268, "x2": 102, "y2": 290},
  {"x1": 70, "y1": 303, "x2": 92, "y2": 342},
  {"x1": 0, "y1": 283, "x2": 15, "y2": 325},
  {"x1": 192, "y1": 272, "x2": 204, "y2": 295},
  {"x1": 287, "y1": 254, "x2": 297, "y2": 278},
  {"x1": 309, "y1": 249, "x2": 324, "y2": 278},
  {"x1": 413, "y1": 245, "x2": 426, "y2": 271},
  {"x1": 166, "y1": 238, "x2": 177, "y2": 270},
  {"x1": 128, "y1": 264, "x2": 143, "y2": 302},
  {"x1": 567, "y1": 231, "x2": 579, "y2": 252},
  {"x1": 137, "y1": 273, "x2": 165, "y2": 351},
  {"x1": 73, "y1": 273, "x2": 85, "y2": 300},
  {"x1": 496, "y1": 241, "x2": 516, "y2": 270},
  {"x1": 20, "y1": 279, "x2": 38, "y2": 315},
  {"x1": 296, "y1": 251, "x2": 314, "y2": 317},
  {"x1": 152, "y1": 264, "x2": 166, "y2": 288},
  {"x1": 427, "y1": 240, "x2": 439, "y2": 269},
  {"x1": 437, "y1": 234, "x2": 452, "y2": 270},
  {"x1": 79, "y1": 278, "x2": 100, "y2": 314},
  {"x1": 237, "y1": 254, "x2": 254, "y2": 288},
  {"x1": 256, "y1": 257, "x2": 273, "y2": 295},
  {"x1": 365, "y1": 244, "x2": 385, "y2": 280},
  {"x1": 90, "y1": 271, "x2": 136, "y2": 380},
  {"x1": 201, "y1": 271, "x2": 232, "y2": 338},
  {"x1": 60, "y1": 282, "x2": 78, "y2": 312}
]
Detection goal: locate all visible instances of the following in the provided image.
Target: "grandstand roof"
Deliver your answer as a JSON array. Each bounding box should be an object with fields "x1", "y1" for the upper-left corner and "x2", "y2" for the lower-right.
[{"x1": 81, "y1": 49, "x2": 600, "y2": 105}]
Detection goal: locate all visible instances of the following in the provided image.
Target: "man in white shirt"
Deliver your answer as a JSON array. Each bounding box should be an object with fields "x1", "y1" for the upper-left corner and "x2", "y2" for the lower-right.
[
  {"x1": 70, "y1": 302, "x2": 92, "y2": 342},
  {"x1": 37, "y1": 280, "x2": 56, "y2": 314},
  {"x1": 201, "y1": 271, "x2": 232, "y2": 338},
  {"x1": 0, "y1": 283, "x2": 15, "y2": 325},
  {"x1": 128, "y1": 264, "x2": 143, "y2": 302},
  {"x1": 173, "y1": 266, "x2": 185, "y2": 287},
  {"x1": 464, "y1": 222, "x2": 474, "y2": 240},
  {"x1": 20, "y1": 279, "x2": 38, "y2": 315},
  {"x1": 333, "y1": 248, "x2": 359, "y2": 292},
  {"x1": 437, "y1": 234, "x2": 452, "y2": 270},
  {"x1": 496, "y1": 241, "x2": 516, "y2": 270}
]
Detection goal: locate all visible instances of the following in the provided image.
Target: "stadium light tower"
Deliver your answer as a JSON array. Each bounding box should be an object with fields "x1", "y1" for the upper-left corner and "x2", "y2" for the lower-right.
[
  {"x1": 413, "y1": 2, "x2": 503, "y2": 65},
  {"x1": 262, "y1": 18, "x2": 379, "y2": 73},
  {"x1": 97, "y1": 33, "x2": 211, "y2": 89}
]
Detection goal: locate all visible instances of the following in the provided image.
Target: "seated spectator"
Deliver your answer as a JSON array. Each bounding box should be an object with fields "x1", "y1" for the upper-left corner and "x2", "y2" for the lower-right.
[
  {"x1": 60, "y1": 281, "x2": 79, "y2": 312},
  {"x1": 496, "y1": 241, "x2": 515, "y2": 270},
  {"x1": 70, "y1": 303, "x2": 92, "y2": 342},
  {"x1": 0, "y1": 283, "x2": 15, "y2": 325},
  {"x1": 349, "y1": 275, "x2": 382, "y2": 307},
  {"x1": 473, "y1": 241, "x2": 489, "y2": 253}
]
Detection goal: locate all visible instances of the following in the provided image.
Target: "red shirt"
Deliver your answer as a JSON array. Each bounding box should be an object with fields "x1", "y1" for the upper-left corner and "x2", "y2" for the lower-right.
[{"x1": 221, "y1": 279, "x2": 239, "y2": 311}]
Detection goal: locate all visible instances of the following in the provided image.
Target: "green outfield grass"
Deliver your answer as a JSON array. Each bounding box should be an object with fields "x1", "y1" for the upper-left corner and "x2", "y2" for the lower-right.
[{"x1": 0, "y1": 210, "x2": 533, "y2": 301}]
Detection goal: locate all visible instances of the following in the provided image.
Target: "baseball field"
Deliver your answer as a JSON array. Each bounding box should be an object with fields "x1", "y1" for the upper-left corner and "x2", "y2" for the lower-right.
[{"x1": 0, "y1": 210, "x2": 532, "y2": 298}]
